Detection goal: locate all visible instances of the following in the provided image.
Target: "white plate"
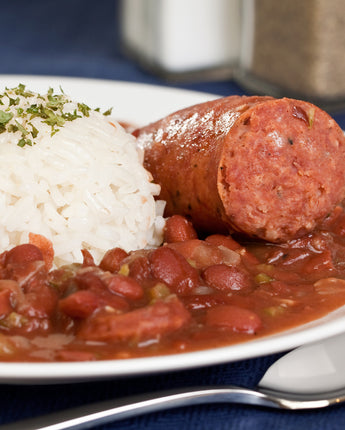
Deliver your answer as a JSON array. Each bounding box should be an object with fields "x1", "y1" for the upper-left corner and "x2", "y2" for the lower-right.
[{"x1": 0, "y1": 75, "x2": 344, "y2": 384}]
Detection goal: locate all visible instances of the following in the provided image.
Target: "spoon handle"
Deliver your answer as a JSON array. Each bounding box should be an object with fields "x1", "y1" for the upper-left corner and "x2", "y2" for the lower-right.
[{"x1": 0, "y1": 385, "x2": 338, "y2": 430}]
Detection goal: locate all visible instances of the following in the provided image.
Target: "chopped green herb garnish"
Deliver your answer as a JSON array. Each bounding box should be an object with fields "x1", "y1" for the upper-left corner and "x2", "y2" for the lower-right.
[
  {"x1": 0, "y1": 110, "x2": 13, "y2": 125},
  {"x1": 13, "y1": 84, "x2": 34, "y2": 98},
  {"x1": 8, "y1": 97, "x2": 20, "y2": 106},
  {"x1": 63, "y1": 110, "x2": 81, "y2": 121},
  {"x1": 7, "y1": 124, "x2": 18, "y2": 133},
  {"x1": 17, "y1": 138, "x2": 32, "y2": 147},
  {"x1": 15, "y1": 120, "x2": 29, "y2": 136},
  {"x1": 29, "y1": 123, "x2": 39, "y2": 138},
  {"x1": 0, "y1": 84, "x2": 113, "y2": 147},
  {"x1": 103, "y1": 107, "x2": 113, "y2": 116},
  {"x1": 78, "y1": 103, "x2": 91, "y2": 117},
  {"x1": 26, "y1": 104, "x2": 39, "y2": 115},
  {"x1": 0, "y1": 110, "x2": 13, "y2": 135},
  {"x1": 43, "y1": 109, "x2": 65, "y2": 127}
]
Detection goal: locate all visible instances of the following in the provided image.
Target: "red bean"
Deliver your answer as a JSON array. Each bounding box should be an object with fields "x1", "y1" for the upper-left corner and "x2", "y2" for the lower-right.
[
  {"x1": 314, "y1": 277, "x2": 345, "y2": 294},
  {"x1": 164, "y1": 215, "x2": 198, "y2": 243},
  {"x1": 17, "y1": 278, "x2": 58, "y2": 318},
  {"x1": 59, "y1": 290, "x2": 100, "y2": 318},
  {"x1": 0, "y1": 289, "x2": 12, "y2": 317},
  {"x1": 75, "y1": 270, "x2": 104, "y2": 291},
  {"x1": 150, "y1": 247, "x2": 200, "y2": 294},
  {"x1": 206, "y1": 304, "x2": 262, "y2": 334},
  {"x1": 28, "y1": 233, "x2": 54, "y2": 270},
  {"x1": 103, "y1": 274, "x2": 144, "y2": 300},
  {"x1": 100, "y1": 294, "x2": 129, "y2": 312},
  {"x1": 0, "y1": 279, "x2": 23, "y2": 296},
  {"x1": 73, "y1": 268, "x2": 130, "y2": 312},
  {"x1": 168, "y1": 240, "x2": 224, "y2": 269},
  {"x1": 128, "y1": 254, "x2": 151, "y2": 283},
  {"x1": 203, "y1": 264, "x2": 252, "y2": 291},
  {"x1": 237, "y1": 248, "x2": 260, "y2": 266},
  {"x1": 8, "y1": 260, "x2": 47, "y2": 291},
  {"x1": 205, "y1": 234, "x2": 241, "y2": 250},
  {"x1": 5, "y1": 244, "x2": 43, "y2": 266},
  {"x1": 99, "y1": 248, "x2": 128, "y2": 273},
  {"x1": 81, "y1": 249, "x2": 96, "y2": 267}
]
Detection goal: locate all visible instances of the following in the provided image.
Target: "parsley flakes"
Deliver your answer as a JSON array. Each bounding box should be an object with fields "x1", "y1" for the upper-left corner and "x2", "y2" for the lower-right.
[{"x1": 0, "y1": 84, "x2": 113, "y2": 147}]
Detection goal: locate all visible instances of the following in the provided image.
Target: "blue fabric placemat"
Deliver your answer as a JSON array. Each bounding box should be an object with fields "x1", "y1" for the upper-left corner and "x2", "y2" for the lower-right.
[
  {"x1": 0, "y1": 1, "x2": 345, "y2": 429},
  {"x1": 0, "y1": 352, "x2": 344, "y2": 430}
]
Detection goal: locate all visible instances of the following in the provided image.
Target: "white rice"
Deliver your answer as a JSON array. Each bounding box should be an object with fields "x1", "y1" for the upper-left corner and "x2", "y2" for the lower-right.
[{"x1": 0, "y1": 85, "x2": 165, "y2": 266}]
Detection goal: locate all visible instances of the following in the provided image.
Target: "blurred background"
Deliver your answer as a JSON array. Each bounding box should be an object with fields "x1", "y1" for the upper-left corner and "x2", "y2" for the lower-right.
[
  {"x1": 1, "y1": 0, "x2": 345, "y2": 120},
  {"x1": 0, "y1": 0, "x2": 243, "y2": 97}
]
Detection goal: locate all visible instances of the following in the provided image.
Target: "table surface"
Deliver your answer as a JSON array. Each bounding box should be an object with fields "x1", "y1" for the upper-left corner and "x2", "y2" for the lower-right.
[{"x1": 1, "y1": 1, "x2": 345, "y2": 429}]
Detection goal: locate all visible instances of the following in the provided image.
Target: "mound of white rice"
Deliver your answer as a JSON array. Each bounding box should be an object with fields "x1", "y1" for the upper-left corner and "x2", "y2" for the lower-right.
[{"x1": 0, "y1": 85, "x2": 165, "y2": 266}]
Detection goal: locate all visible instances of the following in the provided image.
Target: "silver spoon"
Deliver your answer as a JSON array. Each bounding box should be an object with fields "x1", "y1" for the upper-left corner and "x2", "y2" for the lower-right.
[{"x1": 2, "y1": 332, "x2": 345, "y2": 430}]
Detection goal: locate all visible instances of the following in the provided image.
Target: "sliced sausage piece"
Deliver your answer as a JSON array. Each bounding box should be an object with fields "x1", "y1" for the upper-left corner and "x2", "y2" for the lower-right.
[
  {"x1": 77, "y1": 296, "x2": 190, "y2": 343},
  {"x1": 135, "y1": 96, "x2": 345, "y2": 242}
]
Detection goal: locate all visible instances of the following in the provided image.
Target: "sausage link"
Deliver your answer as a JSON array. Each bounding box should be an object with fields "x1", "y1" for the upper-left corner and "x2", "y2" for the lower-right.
[{"x1": 135, "y1": 95, "x2": 345, "y2": 242}]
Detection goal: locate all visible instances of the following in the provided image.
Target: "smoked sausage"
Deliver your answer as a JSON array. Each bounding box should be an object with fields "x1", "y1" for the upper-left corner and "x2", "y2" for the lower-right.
[{"x1": 134, "y1": 96, "x2": 345, "y2": 242}]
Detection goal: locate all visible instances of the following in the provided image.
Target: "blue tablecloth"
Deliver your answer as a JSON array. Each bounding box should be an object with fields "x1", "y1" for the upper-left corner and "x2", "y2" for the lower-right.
[{"x1": 1, "y1": 1, "x2": 345, "y2": 429}]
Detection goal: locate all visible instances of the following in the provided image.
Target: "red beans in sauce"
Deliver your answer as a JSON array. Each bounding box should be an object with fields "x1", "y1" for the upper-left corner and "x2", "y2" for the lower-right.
[{"x1": 0, "y1": 210, "x2": 345, "y2": 362}]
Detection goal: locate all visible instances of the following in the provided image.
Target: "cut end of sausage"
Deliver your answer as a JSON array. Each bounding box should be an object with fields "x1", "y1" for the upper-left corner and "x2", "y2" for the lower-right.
[{"x1": 218, "y1": 97, "x2": 345, "y2": 242}]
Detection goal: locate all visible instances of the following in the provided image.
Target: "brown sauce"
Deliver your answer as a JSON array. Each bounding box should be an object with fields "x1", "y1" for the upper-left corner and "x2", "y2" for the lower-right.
[{"x1": 0, "y1": 209, "x2": 345, "y2": 362}]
